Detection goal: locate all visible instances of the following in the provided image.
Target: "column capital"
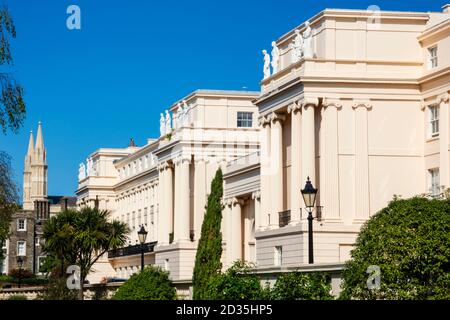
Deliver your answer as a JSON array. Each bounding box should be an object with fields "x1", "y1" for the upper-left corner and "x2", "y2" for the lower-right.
[
  {"x1": 194, "y1": 155, "x2": 206, "y2": 164},
  {"x1": 287, "y1": 101, "x2": 302, "y2": 114},
  {"x1": 438, "y1": 92, "x2": 449, "y2": 104},
  {"x1": 322, "y1": 98, "x2": 343, "y2": 109},
  {"x1": 157, "y1": 161, "x2": 172, "y2": 172},
  {"x1": 232, "y1": 197, "x2": 244, "y2": 207},
  {"x1": 174, "y1": 155, "x2": 191, "y2": 166},
  {"x1": 269, "y1": 112, "x2": 286, "y2": 125},
  {"x1": 251, "y1": 190, "x2": 261, "y2": 200},
  {"x1": 352, "y1": 101, "x2": 372, "y2": 110},
  {"x1": 258, "y1": 115, "x2": 271, "y2": 127},
  {"x1": 224, "y1": 198, "x2": 233, "y2": 207},
  {"x1": 301, "y1": 97, "x2": 319, "y2": 109}
]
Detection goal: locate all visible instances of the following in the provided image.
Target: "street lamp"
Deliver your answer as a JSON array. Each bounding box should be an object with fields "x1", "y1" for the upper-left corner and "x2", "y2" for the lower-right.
[
  {"x1": 16, "y1": 256, "x2": 23, "y2": 288},
  {"x1": 137, "y1": 225, "x2": 148, "y2": 271},
  {"x1": 301, "y1": 177, "x2": 318, "y2": 264}
]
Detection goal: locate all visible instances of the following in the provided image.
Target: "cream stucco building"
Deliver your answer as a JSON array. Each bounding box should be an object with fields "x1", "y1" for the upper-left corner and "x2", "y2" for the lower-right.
[
  {"x1": 76, "y1": 90, "x2": 259, "y2": 284},
  {"x1": 76, "y1": 5, "x2": 449, "y2": 293}
]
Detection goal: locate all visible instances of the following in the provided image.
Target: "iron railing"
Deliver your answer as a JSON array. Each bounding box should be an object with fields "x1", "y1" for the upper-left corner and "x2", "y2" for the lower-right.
[{"x1": 108, "y1": 241, "x2": 157, "y2": 259}]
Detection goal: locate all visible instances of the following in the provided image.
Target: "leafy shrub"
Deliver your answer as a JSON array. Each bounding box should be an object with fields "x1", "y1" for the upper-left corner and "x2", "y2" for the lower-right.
[
  {"x1": 9, "y1": 268, "x2": 35, "y2": 279},
  {"x1": 112, "y1": 266, "x2": 176, "y2": 300},
  {"x1": 208, "y1": 261, "x2": 263, "y2": 300},
  {"x1": 341, "y1": 197, "x2": 450, "y2": 300},
  {"x1": 270, "y1": 272, "x2": 333, "y2": 300},
  {"x1": 37, "y1": 277, "x2": 79, "y2": 300}
]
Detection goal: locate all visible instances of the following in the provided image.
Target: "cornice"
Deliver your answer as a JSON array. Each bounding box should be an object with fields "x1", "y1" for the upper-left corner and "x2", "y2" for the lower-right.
[{"x1": 418, "y1": 19, "x2": 450, "y2": 43}]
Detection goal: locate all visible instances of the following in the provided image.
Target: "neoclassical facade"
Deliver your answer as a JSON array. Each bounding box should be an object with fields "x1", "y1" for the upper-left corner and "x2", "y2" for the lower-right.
[
  {"x1": 76, "y1": 90, "x2": 259, "y2": 283},
  {"x1": 224, "y1": 5, "x2": 450, "y2": 269},
  {"x1": 76, "y1": 5, "x2": 449, "y2": 289}
]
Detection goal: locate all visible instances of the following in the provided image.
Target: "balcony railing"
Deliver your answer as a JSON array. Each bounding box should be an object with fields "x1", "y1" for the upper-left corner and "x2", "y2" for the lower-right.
[
  {"x1": 279, "y1": 210, "x2": 291, "y2": 227},
  {"x1": 108, "y1": 241, "x2": 157, "y2": 259}
]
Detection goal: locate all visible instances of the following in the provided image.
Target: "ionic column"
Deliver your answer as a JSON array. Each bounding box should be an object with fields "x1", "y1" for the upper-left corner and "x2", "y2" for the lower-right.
[
  {"x1": 230, "y1": 197, "x2": 243, "y2": 263},
  {"x1": 439, "y1": 93, "x2": 450, "y2": 187},
  {"x1": 194, "y1": 156, "x2": 206, "y2": 241},
  {"x1": 174, "y1": 156, "x2": 191, "y2": 243},
  {"x1": 301, "y1": 98, "x2": 319, "y2": 188},
  {"x1": 251, "y1": 191, "x2": 261, "y2": 231},
  {"x1": 288, "y1": 102, "x2": 302, "y2": 224},
  {"x1": 321, "y1": 98, "x2": 342, "y2": 221},
  {"x1": 352, "y1": 102, "x2": 372, "y2": 222},
  {"x1": 157, "y1": 162, "x2": 173, "y2": 245},
  {"x1": 258, "y1": 116, "x2": 271, "y2": 229},
  {"x1": 269, "y1": 112, "x2": 285, "y2": 228}
]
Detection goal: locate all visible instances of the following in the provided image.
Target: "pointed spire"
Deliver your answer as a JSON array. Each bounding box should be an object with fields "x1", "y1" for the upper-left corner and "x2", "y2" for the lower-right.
[
  {"x1": 27, "y1": 130, "x2": 34, "y2": 155},
  {"x1": 35, "y1": 121, "x2": 45, "y2": 151}
]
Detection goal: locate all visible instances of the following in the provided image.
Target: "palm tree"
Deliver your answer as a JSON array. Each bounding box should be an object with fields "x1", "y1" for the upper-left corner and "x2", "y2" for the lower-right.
[{"x1": 43, "y1": 207, "x2": 129, "y2": 300}]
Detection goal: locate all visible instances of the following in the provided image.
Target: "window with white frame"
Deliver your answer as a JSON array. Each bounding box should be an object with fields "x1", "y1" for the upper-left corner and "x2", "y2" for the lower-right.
[
  {"x1": 429, "y1": 168, "x2": 440, "y2": 197},
  {"x1": 17, "y1": 241, "x2": 26, "y2": 256},
  {"x1": 17, "y1": 218, "x2": 26, "y2": 231},
  {"x1": 428, "y1": 46, "x2": 438, "y2": 69},
  {"x1": 429, "y1": 105, "x2": 439, "y2": 137},
  {"x1": 132, "y1": 212, "x2": 136, "y2": 229},
  {"x1": 274, "y1": 246, "x2": 282, "y2": 267},
  {"x1": 237, "y1": 112, "x2": 253, "y2": 128}
]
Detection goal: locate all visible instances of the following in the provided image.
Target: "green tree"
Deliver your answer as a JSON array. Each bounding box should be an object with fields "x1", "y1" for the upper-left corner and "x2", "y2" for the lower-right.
[
  {"x1": 112, "y1": 266, "x2": 176, "y2": 300},
  {"x1": 0, "y1": 6, "x2": 26, "y2": 266},
  {"x1": 0, "y1": 6, "x2": 26, "y2": 134},
  {"x1": 43, "y1": 208, "x2": 129, "y2": 300},
  {"x1": 192, "y1": 168, "x2": 224, "y2": 299},
  {"x1": 270, "y1": 272, "x2": 333, "y2": 300},
  {"x1": 0, "y1": 151, "x2": 18, "y2": 262},
  {"x1": 208, "y1": 261, "x2": 263, "y2": 300},
  {"x1": 340, "y1": 197, "x2": 450, "y2": 300}
]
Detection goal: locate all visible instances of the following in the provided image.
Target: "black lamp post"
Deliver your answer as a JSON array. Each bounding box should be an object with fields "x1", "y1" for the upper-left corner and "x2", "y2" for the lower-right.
[
  {"x1": 16, "y1": 256, "x2": 24, "y2": 288},
  {"x1": 137, "y1": 225, "x2": 148, "y2": 271},
  {"x1": 301, "y1": 177, "x2": 318, "y2": 264}
]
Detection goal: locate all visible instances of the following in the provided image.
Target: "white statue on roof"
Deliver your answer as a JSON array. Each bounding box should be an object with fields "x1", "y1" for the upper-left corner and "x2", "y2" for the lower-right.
[
  {"x1": 165, "y1": 110, "x2": 172, "y2": 133},
  {"x1": 78, "y1": 163, "x2": 86, "y2": 181},
  {"x1": 292, "y1": 29, "x2": 303, "y2": 63},
  {"x1": 160, "y1": 113, "x2": 165, "y2": 136},
  {"x1": 271, "y1": 41, "x2": 280, "y2": 74},
  {"x1": 302, "y1": 21, "x2": 314, "y2": 59},
  {"x1": 182, "y1": 100, "x2": 189, "y2": 127}
]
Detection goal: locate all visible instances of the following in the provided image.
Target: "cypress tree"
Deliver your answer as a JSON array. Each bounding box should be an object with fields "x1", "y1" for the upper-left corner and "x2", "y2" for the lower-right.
[{"x1": 192, "y1": 168, "x2": 224, "y2": 299}]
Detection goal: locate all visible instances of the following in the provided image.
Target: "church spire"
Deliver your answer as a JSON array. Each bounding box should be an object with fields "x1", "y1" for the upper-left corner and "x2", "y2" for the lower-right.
[
  {"x1": 35, "y1": 121, "x2": 45, "y2": 152},
  {"x1": 27, "y1": 130, "x2": 34, "y2": 156}
]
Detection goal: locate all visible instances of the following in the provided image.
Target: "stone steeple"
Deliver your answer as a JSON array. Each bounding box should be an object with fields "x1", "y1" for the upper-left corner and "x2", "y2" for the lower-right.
[
  {"x1": 23, "y1": 122, "x2": 48, "y2": 210},
  {"x1": 23, "y1": 131, "x2": 34, "y2": 209}
]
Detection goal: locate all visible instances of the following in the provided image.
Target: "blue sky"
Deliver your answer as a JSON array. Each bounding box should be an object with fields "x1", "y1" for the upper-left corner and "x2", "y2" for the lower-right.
[{"x1": 0, "y1": 0, "x2": 445, "y2": 197}]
